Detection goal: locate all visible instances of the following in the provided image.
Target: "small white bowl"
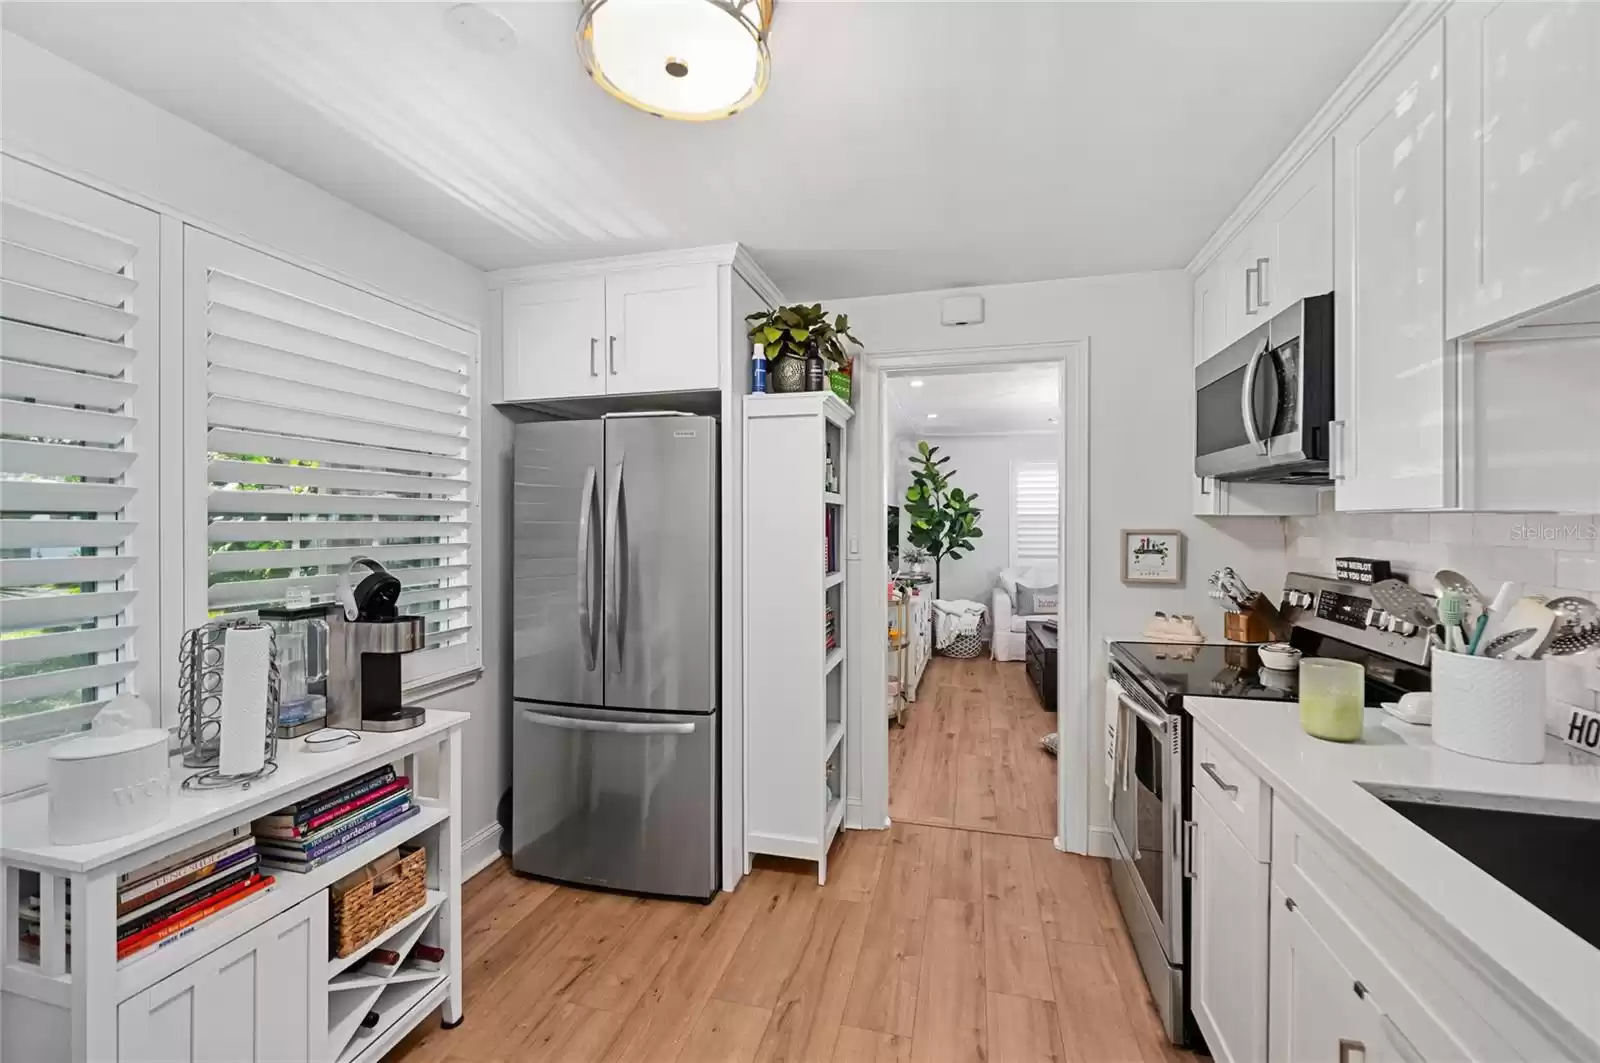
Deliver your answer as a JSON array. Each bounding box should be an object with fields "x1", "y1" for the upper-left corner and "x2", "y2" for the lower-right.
[{"x1": 1258, "y1": 643, "x2": 1302, "y2": 672}]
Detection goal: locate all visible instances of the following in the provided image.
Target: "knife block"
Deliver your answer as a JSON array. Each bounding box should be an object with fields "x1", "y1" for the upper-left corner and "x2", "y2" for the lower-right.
[{"x1": 1224, "y1": 593, "x2": 1286, "y2": 643}]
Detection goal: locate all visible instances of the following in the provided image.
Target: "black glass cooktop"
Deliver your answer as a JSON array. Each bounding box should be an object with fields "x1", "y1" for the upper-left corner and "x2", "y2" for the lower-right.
[{"x1": 1109, "y1": 631, "x2": 1431, "y2": 707}]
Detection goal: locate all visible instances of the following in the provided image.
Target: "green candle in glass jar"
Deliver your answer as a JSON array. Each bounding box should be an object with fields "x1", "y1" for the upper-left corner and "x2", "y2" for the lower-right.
[{"x1": 1298, "y1": 658, "x2": 1365, "y2": 742}]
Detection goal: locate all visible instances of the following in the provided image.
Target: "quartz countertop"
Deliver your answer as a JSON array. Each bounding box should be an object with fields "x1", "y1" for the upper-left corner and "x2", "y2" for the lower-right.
[{"x1": 1184, "y1": 697, "x2": 1600, "y2": 1055}]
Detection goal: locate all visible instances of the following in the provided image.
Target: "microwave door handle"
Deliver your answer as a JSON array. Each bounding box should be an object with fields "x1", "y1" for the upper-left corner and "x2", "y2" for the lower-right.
[{"x1": 1240, "y1": 337, "x2": 1269, "y2": 455}]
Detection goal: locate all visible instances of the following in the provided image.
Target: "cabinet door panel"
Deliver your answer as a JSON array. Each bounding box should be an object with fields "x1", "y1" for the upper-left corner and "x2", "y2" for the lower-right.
[
  {"x1": 1333, "y1": 22, "x2": 1453, "y2": 511},
  {"x1": 1268, "y1": 884, "x2": 1377, "y2": 1063},
  {"x1": 1446, "y1": 1, "x2": 1600, "y2": 337},
  {"x1": 1223, "y1": 227, "x2": 1266, "y2": 344},
  {"x1": 605, "y1": 264, "x2": 720, "y2": 394},
  {"x1": 503, "y1": 277, "x2": 606, "y2": 401},
  {"x1": 1192, "y1": 792, "x2": 1269, "y2": 1063},
  {"x1": 1195, "y1": 261, "x2": 1228, "y2": 365},
  {"x1": 1268, "y1": 140, "x2": 1335, "y2": 307}
]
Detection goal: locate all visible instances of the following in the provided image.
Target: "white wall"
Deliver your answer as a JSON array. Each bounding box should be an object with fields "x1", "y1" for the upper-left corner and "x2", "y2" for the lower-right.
[
  {"x1": 893, "y1": 433, "x2": 1058, "y2": 603},
  {"x1": 2, "y1": 34, "x2": 506, "y2": 859},
  {"x1": 831, "y1": 270, "x2": 1288, "y2": 838}
]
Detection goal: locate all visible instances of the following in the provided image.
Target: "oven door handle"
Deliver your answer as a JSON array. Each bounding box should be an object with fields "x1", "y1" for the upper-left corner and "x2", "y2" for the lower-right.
[
  {"x1": 1117, "y1": 692, "x2": 1168, "y2": 736},
  {"x1": 1240, "y1": 335, "x2": 1269, "y2": 456}
]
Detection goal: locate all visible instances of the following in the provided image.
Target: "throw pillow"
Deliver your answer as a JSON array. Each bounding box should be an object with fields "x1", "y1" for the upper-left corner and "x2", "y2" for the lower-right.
[
  {"x1": 997, "y1": 568, "x2": 1022, "y2": 602},
  {"x1": 1016, "y1": 582, "x2": 1059, "y2": 616}
]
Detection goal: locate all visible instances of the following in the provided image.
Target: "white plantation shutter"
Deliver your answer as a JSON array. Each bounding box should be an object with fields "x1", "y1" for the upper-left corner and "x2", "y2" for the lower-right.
[
  {"x1": 1012, "y1": 461, "x2": 1060, "y2": 566},
  {"x1": 186, "y1": 230, "x2": 479, "y2": 690},
  {"x1": 0, "y1": 157, "x2": 161, "y2": 774}
]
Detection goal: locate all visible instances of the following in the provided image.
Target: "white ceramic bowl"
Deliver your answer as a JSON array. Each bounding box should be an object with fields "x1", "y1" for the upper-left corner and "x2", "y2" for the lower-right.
[{"x1": 1258, "y1": 643, "x2": 1303, "y2": 672}]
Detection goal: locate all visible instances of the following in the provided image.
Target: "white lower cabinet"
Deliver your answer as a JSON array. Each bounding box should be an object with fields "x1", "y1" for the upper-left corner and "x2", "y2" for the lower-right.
[
  {"x1": 1190, "y1": 790, "x2": 1269, "y2": 1063},
  {"x1": 1268, "y1": 883, "x2": 1377, "y2": 1063},
  {"x1": 117, "y1": 894, "x2": 327, "y2": 1063}
]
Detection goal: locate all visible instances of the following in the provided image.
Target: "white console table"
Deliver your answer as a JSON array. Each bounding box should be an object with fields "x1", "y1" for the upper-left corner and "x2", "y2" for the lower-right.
[{"x1": 1, "y1": 710, "x2": 468, "y2": 1063}]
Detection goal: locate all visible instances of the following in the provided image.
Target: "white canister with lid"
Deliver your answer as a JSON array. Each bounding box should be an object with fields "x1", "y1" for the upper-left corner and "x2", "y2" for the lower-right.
[{"x1": 47, "y1": 728, "x2": 172, "y2": 845}]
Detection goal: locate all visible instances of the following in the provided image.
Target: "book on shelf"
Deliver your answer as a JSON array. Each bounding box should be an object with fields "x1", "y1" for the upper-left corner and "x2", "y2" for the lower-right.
[
  {"x1": 253, "y1": 767, "x2": 400, "y2": 838},
  {"x1": 116, "y1": 873, "x2": 275, "y2": 962},
  {"x1": 118, "y1": 860, "x2": 259, "y2": 939},
  {"x1": 254, "y1": 777, "x2": 410, "y2": 842},
  {"x1": 258, "y1": 791, "x2": 413, "y2": 861},
  {"x1": 117, "y1": 825, "x2": 251, "y2": 890},
  {"x1": 117, "y1": 837, "x2": 258, "y2": 912},
  {"x1": 259, "y1": 805, "x2": 420, "y2": 872}
]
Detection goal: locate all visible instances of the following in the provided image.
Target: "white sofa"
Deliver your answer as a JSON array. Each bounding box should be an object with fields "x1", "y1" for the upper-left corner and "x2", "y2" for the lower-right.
[{"x1": 991, "y1": 563, "x2": 1059, "y2": 662}]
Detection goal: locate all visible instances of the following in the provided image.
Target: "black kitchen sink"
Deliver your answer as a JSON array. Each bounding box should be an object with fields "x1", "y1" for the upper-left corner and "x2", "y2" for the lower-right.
[{"x1": 1379, "y1": 796, "x2": 1600, "y2": 950}]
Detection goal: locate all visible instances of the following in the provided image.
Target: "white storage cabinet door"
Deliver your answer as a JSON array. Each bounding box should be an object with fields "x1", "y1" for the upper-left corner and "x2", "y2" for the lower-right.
[
  {"x1": 1332, "y1": 22, "x2": 1453, "y2": 512},
  {"x1": 1194, "y1": 260, "x2": 1228, "y2": 365},
  {"x1": 502, "y1": 276, "x2": 606, "y2": 402},
  {"x1": 1268, "y1": 884, "x2": 1378, "y2": 1063},
  {"x1": 1191, "y1": 790, "x2": 1270, "y2": 1063},
  {"x1": 117, "y1": 894, "x2": 327, "y2": 1063},
  {"x1": 604, "y1": 263, "x2": 720, "y2": 395},
  {"x1": 1445, "y1": 1, "x2": 1600, "y2": 338},
  {"x1": 1261, "y1": 140, "x2": 1335, "y2": 310}
]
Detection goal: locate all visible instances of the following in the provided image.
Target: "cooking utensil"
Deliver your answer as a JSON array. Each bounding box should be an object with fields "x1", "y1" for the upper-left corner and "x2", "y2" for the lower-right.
[
  {"x1": 1546, "y1": 596, "x2": 1600, "y2": 636},
  {"x1": 1435, "y1": 569, "x2": 1486, "y2": 635},
  {"x1": 1544, "y1": 624, "x2": 1600, "y2": 657},
  {"x1": 1481, "y1": 627, "x2": 1537, "y2": 659},
  {"x1": 1208, "y1": 567, "x2": 1255, "y2": 611},
  {"x1": 1437, "y1": 589, "x2": 1468, "y2": 654},
  {"x1": 1494, "y1": 597, "x2": 1558, "y2": 659},
  {"x1": 1370, "y1": 579, "x2": 1438, "y2": 627}
]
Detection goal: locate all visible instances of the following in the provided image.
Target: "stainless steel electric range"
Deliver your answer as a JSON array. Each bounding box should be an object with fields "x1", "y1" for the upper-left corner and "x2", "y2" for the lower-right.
[{"x1": 1105, "y1": 571, "x2": 1435, "y2": 1047}]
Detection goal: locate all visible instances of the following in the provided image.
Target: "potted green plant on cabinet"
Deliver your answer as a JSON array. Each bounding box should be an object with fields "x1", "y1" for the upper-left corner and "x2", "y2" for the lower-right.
[
  {"x1": 904, "y1": 441, "x2": 982, "y2": 599},
  {"x1": 746, "y1": 304, "x2": 859, "y2": 395}
]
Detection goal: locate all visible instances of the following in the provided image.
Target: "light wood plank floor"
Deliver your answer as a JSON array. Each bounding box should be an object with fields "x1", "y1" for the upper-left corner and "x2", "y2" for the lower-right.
[
  {"x1": 390, "y1": 826, "x2": 1200, "y2": 1063},
  {"x1": 890, "y1": 657, "x2": 1058, "y2": 839}
]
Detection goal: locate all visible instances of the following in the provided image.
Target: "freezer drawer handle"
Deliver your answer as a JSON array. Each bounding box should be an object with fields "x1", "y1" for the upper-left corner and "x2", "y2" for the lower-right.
[{"x1": 521, "y1": 709, "x2": 695, "y2": 736}]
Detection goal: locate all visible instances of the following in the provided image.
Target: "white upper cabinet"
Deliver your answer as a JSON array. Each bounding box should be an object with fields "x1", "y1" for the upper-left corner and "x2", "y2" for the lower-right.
[
  {"x1": 503, "y1": 276, "x2": 606, "y2": 402},
  {"x1": 1445, "y1": 0, "x2": 1600, "y2": 338},
  {"x1": 1332, "y1": 21, "x2": 1454, "y2": 512},
  {"x1": 1223, "y1": 222, "x2": 1269, "y2": 344},
  {"x1": 500, "y1": 257, "x2": 726, "y2": 403},
  {"x1": 604, "y1": 263, "x2": 720, "y2": 394},
  {"x1": 1261, "y1": 141, "x2": 1335, "y2": 309},
  {"x1": 1194, "y1": 261, "x2": 1227, "y2": 366}
]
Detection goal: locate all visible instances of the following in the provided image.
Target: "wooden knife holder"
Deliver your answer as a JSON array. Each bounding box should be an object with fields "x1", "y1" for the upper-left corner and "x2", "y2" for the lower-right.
[{"x1": 1224, "y1": 593, "x2": 1289, "y2": 644}]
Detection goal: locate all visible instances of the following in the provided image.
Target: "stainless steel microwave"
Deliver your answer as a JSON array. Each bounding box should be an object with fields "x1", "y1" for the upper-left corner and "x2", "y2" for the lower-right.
[{"x1": 1195, "y1": 292, "x2": 1334, "y2": 483}]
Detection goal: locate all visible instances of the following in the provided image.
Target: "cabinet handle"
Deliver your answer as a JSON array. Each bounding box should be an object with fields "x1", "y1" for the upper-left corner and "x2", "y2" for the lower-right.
[
  {"x1": 1284, "y1": 896, "x2": 1297, "y2": 912},
  {"x1": 1353, "y1": 981, "x2": 1368, "y2": 1000},
  {"x1": 1329, "y1": 419, "x2": 1347, "y2": 481},
  {"x1": 590, "y1": 337, "x2": 599, "y2": 377},
  {"x1": 1338, "y1": 1038, "x2": 1366, "y2": 1063},
  {"x1": 1255, "y1": 257, "x2": 1271, "y2": 307},
  {"x1": 1200, "y1": 761, "x2": 1238, "y2": 796},
  {"x1": 1199, "y1": 476, "x2": 1212, "y2": 496},
  {"x1": 1183, "y1": 819, "x2": 1198, "y2": 880},
  {"x1": 1244, "y1": 266, "x2": 1259, "y2": 316},
  {"x1": 608, "y1": 335, "x2": 617, "y2": 375}
]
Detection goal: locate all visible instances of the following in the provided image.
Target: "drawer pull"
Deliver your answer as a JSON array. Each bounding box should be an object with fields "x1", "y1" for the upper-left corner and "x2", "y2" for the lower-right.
[
  {"x1": 1353, "y1": 981, "x2": 1368, "y2": 1000},
  {"x1": 1284, "y1": 896, "x2": 1297, "y2": 912},
  {"x1": 1200, "y1": 761, "x2": 1238, "y2": 795},
  {"x1": 1339, "y1": 1038, "x2": 1366, "y2": 1063}
]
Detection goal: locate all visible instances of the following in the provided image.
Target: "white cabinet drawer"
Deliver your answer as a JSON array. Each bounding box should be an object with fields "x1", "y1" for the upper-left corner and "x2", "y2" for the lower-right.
[
  {"x1": 1192, "y1": 722, "x2": 1271, "y2": 861},
  {"x1": 1272, "y1": 798, "x2": 1567, "y2": 1061}
]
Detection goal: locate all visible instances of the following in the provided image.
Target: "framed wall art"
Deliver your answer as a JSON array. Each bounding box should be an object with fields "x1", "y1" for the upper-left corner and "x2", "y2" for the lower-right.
[{"x1": 1121, "y1": 529, "x2": 1184, "y2": 585}]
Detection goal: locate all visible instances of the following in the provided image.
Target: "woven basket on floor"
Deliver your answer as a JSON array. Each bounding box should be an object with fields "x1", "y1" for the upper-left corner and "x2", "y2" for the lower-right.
[
  {"x1": 939, "y1": 632, "x2": 988, "y2": 659},
  {"x1": 330, "y1": 845, "x2": 427, "y2": 958}
]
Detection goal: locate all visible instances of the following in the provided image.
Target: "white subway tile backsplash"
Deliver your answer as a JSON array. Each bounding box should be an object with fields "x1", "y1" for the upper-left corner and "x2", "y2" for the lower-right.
[
  {"x1": 1487, "y1": 546, "x2": 1558, "y2": 585},
  {"x1": 1428, "y1": 513, "x2": 1476, "y2": 544},
  {"x1": 1556, "y1": 552, "x2": 1600, "y2": 592},
  {"x1": 1391, "y1": 513, "x2": 1432, "y2": 543}
]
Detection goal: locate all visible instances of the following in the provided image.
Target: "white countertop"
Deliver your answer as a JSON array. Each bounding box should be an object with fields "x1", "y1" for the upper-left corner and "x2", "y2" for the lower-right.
[
  {"x1": 1, "y1": 710, "x2": 468, "y2": 875},
  {"x1": 1185, "y1": 697, "x2": 1600, "y2": 1054}
]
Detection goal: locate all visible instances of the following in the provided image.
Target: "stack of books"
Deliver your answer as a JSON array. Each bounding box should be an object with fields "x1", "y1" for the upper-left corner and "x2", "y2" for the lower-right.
[
  {"x1": 825, "y1": 605, "x2": 838, "y2": 651},
  {"x1": 116, "y1": 826, "x2": 273, "y2": 962},
  {"x1": 254, "y1": 767, "x2": 416, "y2": 873}
]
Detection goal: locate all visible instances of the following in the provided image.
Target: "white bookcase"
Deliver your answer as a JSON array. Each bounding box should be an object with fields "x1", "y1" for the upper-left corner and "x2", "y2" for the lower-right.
[{"x1": 742, "y1": 392, "x2": 852, "y2": 883}]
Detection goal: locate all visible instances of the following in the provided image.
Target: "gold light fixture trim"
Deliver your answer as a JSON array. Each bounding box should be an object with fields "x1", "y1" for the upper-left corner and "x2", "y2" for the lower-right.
[{"x1": 577, "y1": 0, "x2": 774, "y2": 122}]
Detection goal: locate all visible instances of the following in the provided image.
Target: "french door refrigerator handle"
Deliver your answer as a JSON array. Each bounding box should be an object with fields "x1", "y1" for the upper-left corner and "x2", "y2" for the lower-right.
[
  {"x1": 617, "y1": 457, "x2": 630, "y2": 659},
  {"x1": 521, "y1": 709, "x2": 694, "y2": 736},
  {"x1": 576, "y1": 466, "x2": 599, "y2": 672},
  {"x1": 604, "y1": 456, "x2": 625, "y2": 673}
]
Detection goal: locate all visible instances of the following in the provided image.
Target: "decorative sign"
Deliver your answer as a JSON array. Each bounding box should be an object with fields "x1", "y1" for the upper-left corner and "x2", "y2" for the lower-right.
[
  {"x1": 1121, "y1": 529, "x2": 1185, "y2": 585},
  {"x1": 1553, "y1": 703, "x2": 1600, "y2": 758}
]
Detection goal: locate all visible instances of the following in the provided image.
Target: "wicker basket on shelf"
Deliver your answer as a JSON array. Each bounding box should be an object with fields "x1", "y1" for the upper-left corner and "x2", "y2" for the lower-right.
[{"x1": 330, "y1": 845, "x2": 427, "y2": 958}]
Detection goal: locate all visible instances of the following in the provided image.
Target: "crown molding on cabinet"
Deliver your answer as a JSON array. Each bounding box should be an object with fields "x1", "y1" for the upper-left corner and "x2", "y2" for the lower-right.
[
  {"x1": 1186, "y1": 0, "x2": 1449, "y2": 276},
  {"x1": 485, "y1": 242, "x2": 784, "y2": 304}
]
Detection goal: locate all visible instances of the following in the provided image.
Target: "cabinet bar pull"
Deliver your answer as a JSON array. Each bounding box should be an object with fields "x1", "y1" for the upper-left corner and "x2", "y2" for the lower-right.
[
  {"x1": 1338, "y1": 1038, "x2": 1366, "y2": 1063},
  {"x1": 1255, "y1": 256, "x2": 1271, "y2": 307},
  {"x1": 1244, "y1": 266, "x2": 1259, "y2": 316},
  {"x1": 1200, "y1": 761, "x2": 1238, "y2": 795},
  {"x1": 608, "y1": 335, "x2": 618, "y2": 375},
  {"x1": 590, "y1": 337, "x2": 599, "y2": 377},
  {"x1": 1329, "y1": 419, "x2": 1347, "y2": 480}
]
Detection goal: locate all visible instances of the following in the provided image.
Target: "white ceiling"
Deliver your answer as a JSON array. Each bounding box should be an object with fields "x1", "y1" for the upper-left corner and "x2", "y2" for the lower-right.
[
  {"x1": 2, "y1": 1, "x2": 1403, "y2": 299},
  {"x1": 888, "y1": 364, "x2": 1059, "y2": 438}
]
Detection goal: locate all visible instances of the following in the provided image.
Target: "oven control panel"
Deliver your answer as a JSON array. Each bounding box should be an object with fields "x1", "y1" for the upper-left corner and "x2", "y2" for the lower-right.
[{"x1": 1315, "y1": 590, "x2": 1372, "y2": 630}]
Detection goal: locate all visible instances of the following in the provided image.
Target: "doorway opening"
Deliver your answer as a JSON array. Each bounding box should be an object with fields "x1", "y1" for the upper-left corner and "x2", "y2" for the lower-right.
[{"x1": 849, "y1": 343, "x2": 1089, "y2": 853}]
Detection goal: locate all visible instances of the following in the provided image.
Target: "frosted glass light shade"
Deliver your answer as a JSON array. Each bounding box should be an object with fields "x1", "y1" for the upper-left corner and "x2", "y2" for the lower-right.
[{"x1": 577, "y1": 0, "x2": 773, "y2": 121}]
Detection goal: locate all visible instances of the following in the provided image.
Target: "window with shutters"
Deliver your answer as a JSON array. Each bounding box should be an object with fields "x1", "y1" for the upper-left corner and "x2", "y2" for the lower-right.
[
  {"x1": 1, "y1": 157, "x2": 162, "y2": 794},
  {"x1": 184, "y1": 230, "x2": 480, "y2": 692},
  {"x1": 1011, "y1": 460, "x2": 1060, "y2": 568}
]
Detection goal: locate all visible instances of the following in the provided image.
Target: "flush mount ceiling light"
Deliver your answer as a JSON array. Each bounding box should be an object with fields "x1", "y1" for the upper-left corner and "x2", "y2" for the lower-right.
[
  {"x1": 926, "y1": 413, "x2": 938, "y2": 419},
  {"x1": 577, "y1": 0, "x2": 774, "y2": 121},
  {"x1": 909, "y1": 379, "x2": 924, "y2": 388}
]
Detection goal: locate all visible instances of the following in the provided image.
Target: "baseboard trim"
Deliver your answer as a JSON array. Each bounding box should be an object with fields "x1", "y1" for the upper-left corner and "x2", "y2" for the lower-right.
[
  {"x1": 462, "y1": 823, "x2": 504, "y2": 880},
  {"x1": 1087, "y1": 825, "x2": 1118, "y2": 859}
]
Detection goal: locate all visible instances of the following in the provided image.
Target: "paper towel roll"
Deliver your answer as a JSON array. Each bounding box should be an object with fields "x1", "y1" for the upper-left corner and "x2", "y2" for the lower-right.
[{"x1": 219, "y1": 624, "x2": 270, "y2": 776}]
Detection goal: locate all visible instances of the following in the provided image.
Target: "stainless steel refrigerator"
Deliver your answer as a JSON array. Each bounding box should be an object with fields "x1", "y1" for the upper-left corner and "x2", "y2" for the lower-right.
[{"x1": 511, "y1": 414, "x2": 718, "y2": 900}]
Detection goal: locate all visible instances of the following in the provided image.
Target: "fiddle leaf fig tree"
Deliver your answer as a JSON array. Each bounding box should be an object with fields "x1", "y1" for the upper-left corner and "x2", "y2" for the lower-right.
[{"x1": 904, "y1": 440, "x2": 982, "y2": 598}]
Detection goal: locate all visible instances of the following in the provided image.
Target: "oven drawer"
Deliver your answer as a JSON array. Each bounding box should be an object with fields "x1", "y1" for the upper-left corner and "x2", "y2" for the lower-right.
[{"x1": 1192, "y1": 722, "x2": 1271, "y2": 861}]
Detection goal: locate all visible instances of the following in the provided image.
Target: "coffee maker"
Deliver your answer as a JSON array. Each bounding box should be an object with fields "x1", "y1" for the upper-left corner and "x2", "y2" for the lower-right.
[{"x1": 327, "y1": 558, "x2": 425, "y2": 732}]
